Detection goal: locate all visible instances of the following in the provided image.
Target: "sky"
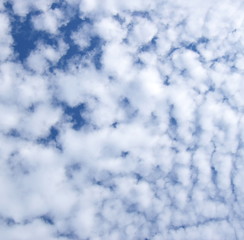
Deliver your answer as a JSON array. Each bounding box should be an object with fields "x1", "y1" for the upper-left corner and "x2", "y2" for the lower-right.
[{"x1": 0, "y1": 0, "x2": 244, "y2": 239}]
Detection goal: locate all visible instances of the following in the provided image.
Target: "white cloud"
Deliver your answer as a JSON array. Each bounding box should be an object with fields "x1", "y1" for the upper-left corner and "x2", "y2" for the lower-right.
[
  {"x1": 129, "y1": 18, "x2": 157, "y2": 46},
  {"x1": 0, "y1": 13, "x2": 13, "y2": 62},
  {"x1": 94, "y1": 17, "x2": 126, "y2": 43},
  {"x1": 32, "y1": 9, "x2": 65, "y2": 34},
  {"x1": 26, "y1": 41, "x2": 68, "y2": 73},
  {"x1": 10, "y1": 0, "x2": 55, "y2": 16},
  {"x1": 0, "y1": 0, "x2": 244, "y2": 239}
]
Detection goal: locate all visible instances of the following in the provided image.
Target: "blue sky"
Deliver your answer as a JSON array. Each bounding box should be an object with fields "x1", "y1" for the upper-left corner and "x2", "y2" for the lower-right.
[{"x1": 0, "y1": 0, "x2": 244, "y2": 239}]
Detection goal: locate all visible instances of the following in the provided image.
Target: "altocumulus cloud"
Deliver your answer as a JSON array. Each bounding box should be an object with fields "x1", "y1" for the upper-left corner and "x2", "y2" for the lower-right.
[{"x1": 0, "y1": 0, "x2": 244, "y2": 239}]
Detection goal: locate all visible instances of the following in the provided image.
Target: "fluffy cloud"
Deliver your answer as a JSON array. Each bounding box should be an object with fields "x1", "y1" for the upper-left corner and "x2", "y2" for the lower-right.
[
  {"x1": 0, "y1": 0, "x2": 244, "y2": 239},
  {"x1": 0, "y1": 12, "x2": 13, "y2": 62}
]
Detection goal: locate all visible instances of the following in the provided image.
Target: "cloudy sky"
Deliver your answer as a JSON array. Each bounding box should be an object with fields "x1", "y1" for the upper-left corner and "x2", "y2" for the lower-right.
[{"x1": 0, "y1": 0, "x2": 244, "y2": 239}]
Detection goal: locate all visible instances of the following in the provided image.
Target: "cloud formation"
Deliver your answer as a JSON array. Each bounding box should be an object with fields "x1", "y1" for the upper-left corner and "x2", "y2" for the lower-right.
[{"x1": 0, "y1": 0, "x2": 244, "y2": 239}]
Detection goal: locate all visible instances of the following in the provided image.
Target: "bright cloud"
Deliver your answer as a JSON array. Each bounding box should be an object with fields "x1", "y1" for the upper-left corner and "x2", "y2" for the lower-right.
[{"x1": 0, "y1": 0, "x2": 244, "y2": 239}]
